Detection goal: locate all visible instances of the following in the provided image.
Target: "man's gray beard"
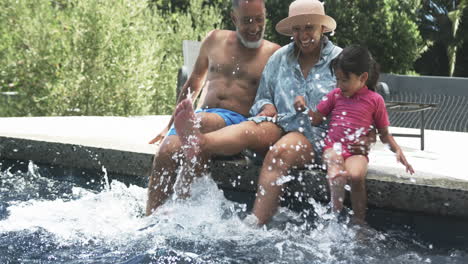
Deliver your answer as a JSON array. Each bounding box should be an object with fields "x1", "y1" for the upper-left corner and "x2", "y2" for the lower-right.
[{"x1": 236, "y1": 28, "x2": 265, "y2": 49}]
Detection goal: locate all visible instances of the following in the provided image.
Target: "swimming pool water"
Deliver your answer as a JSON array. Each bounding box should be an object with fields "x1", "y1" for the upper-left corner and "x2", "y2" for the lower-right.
[{"x1": 1, "y1": 159, "x2": 467, "y2": 264}]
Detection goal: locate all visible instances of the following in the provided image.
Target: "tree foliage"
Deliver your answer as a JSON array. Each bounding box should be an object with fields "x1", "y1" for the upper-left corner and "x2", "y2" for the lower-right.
[
  {"x1": 325, "y1": 0, "x2": 424, "y2": 74},
  {"x1": 415, "y1": 0, "x2": 468, "y2": 76},
  {"x1": 239, "y1": 0, "x2": 424, "y2": 74}
]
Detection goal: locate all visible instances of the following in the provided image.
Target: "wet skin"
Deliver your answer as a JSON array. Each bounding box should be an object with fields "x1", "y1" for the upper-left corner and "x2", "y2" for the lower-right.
[{"x1": 200, "y1": 0, "x2": 271, "y2": 116}]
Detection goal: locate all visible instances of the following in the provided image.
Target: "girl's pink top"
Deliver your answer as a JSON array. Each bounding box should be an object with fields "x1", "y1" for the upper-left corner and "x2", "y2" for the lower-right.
[{"x1": 316, "y1": 86, "x2": 390, "y2": 145}]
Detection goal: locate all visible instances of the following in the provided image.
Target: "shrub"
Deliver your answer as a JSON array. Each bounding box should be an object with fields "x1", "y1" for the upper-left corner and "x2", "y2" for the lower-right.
[{"x1": 0, "y1": 0, "x2": 223, "y2": 116}]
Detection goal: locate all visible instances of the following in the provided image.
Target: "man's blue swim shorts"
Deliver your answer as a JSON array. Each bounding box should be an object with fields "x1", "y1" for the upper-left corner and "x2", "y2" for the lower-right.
[{"x1": 166, "y1": 108, "x2": 247, "y2": 136}]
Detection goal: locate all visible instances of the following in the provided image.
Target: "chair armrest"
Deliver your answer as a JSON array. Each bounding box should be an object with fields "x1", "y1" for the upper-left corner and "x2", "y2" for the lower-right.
[
  {"x1": 385, "y1": 102, "x2": 438, "y2": 112},
  {"x1": 377, "y1": 82, "x2": 390, "y2": 97},
  {"x1": 176, "y1": 66, "x2": 189, "y2": 99}
]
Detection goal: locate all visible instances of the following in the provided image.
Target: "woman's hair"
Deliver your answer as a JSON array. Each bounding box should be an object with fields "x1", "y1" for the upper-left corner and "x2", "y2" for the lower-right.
[{"x1": 330, "y1": 45, "x2": 380, "y2": 91}]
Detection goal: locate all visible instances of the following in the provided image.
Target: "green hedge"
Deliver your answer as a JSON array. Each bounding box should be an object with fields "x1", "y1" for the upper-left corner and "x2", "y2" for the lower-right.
[{"x1": 0, "y1": 0, "x2": 223, "y2": 116}]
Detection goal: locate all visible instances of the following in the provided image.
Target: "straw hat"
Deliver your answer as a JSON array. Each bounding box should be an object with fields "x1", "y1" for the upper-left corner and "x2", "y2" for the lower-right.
[{"x1": 276, "y1": 0, "x2": 336, "y2": 36}]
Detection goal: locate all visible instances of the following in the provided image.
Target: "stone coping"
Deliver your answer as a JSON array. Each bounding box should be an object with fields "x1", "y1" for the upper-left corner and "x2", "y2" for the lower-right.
[{"x1": 1, "y1": 134, "x2": 467, "y2": 219}]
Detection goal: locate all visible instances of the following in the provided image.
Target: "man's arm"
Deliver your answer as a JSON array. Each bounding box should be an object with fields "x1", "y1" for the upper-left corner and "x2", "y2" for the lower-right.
[{"x1": 149, "y1": 31, "x2": 214, "y2": 144}]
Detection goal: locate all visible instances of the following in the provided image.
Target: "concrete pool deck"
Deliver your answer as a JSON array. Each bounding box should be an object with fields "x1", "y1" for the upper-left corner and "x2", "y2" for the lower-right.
[{"x1": 0, "y1": 116, "x2": 467, "y2": 219}]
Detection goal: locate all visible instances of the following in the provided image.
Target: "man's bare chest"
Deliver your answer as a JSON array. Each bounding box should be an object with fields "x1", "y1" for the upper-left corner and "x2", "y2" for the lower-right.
[{"x1": 208, "y1": 55, "x2": 263, "y2": 84}]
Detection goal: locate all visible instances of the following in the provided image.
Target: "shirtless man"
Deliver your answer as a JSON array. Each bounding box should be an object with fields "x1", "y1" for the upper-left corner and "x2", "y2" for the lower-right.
[{"x1": 146, "y1": 0, "x2": 280, "y2": 215}]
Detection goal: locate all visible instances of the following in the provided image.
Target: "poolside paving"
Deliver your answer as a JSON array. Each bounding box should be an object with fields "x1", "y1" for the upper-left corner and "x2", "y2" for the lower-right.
[{"x1": 0, "y1": 116, "x2": 467, "y2": 218}]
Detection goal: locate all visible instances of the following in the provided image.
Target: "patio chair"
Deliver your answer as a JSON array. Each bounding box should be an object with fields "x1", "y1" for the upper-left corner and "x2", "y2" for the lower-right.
[{"x1": 377, "y1": 81, "x2": 438, "y2": 151}]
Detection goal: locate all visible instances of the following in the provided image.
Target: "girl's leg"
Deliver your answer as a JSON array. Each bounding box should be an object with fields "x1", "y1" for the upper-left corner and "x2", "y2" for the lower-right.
[
  {"x1": 343, "y1": 155, "x2": 368, "y2": 224},
  {"x1": 323, "y1": 148, "x2": 347, "y2": 213},
  {"x1": 252, "y1": 132, "x2": 315, "y2": 225}
]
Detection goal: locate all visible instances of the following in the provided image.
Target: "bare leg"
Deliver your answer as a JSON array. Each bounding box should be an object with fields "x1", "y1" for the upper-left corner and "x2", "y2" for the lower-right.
[
  {"x1": 252, "y1": 132, "x2": 315, "y2": 225},
  {"x1": 146, "y1": 135, "x2": 182, "y2": 216},
  {"x1": 172, "y1": 148, "x2": 211, "y2": 200},
  {"x1": 146, "y1": 103, "x2": 226, "y2": 215},
  {"x1": 201, "y1": 121, "x2": 283, "y2": 157},
  {"x1": 174, "y1": 99, "x2": 202, "y2": 160},
  {"x1": 323, "y1": 148, "x2": 347, "y2": 213},
  {"x1": 344, "y1": 155, "x2": 368, "y2": 225},
  {"x1": 173, "y1": 99, "x2": 283, "y2": 200},
  {"x1": 174, "y1": 99, "x2": 283, "y2": 158}
]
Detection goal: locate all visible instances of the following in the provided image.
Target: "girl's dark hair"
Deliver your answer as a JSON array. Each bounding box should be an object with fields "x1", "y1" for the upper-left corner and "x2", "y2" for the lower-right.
[{"x1": 330, "y1": 45, "x2": 380, "y2": 91}]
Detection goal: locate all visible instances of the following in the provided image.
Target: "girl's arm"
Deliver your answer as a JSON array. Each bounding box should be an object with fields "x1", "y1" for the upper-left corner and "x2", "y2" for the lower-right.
[
  {"x1": 308, "y1": 108, "x2": 324, "y2": 126},
  {"x1": 293, "y1": 96, "x2": 324, "y2": 126},
  {"x1": 378, "y1": 127, "x2": 415, "y2": 174}
]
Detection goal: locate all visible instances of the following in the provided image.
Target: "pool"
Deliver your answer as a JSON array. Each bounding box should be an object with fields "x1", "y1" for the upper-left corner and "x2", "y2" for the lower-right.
[{"x1": 1, "y1": 159, "x2": 467, "y2": 263}]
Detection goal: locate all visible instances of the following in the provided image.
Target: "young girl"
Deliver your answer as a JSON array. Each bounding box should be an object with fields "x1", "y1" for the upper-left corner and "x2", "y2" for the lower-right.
[{"x1": 294, "y1": 45, "x2": 415, "y2": 225}]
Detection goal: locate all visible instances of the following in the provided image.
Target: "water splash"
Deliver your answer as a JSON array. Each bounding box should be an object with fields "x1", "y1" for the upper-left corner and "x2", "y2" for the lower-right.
[
  {"x1": 1, "y1": 164, "x2": 466, "y2": 263},
  {"x1": 101, "y1": 166, "x2": 110, "y2": 191}
]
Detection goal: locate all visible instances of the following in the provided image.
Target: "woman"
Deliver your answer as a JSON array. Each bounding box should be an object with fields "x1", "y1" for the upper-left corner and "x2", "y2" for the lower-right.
[{"x1": 174, "y1": 0, "x2": 370, "y2": 225}]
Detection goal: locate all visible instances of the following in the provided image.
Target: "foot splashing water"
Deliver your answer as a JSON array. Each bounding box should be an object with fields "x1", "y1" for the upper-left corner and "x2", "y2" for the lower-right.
[
  {"x1": 172, "y1": 98, "x2": 207, "y2": 199},
  {"x1": 174, "y1": 98, "x2": 203, "y2": 161},
  {"x1": 1, "y1": 161, "x2": 467, "y2": 263}
]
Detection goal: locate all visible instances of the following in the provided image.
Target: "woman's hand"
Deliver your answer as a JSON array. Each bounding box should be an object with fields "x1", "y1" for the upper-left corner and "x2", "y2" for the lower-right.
[
  {"x1": 294, "y1": 96, "x2": 307, "y2": 112},
  {"x1": 257, "y1": 104, "x2": 278, "y2": 118}
]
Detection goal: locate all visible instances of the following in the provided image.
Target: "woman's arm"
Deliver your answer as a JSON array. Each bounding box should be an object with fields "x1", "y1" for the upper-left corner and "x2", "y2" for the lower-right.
[
  {"x1": 378, "y1": 127, "x2": 415, "y2": 174},
  {"x1": 249, "y1": 55, "x2": 277, "y2": 117}
]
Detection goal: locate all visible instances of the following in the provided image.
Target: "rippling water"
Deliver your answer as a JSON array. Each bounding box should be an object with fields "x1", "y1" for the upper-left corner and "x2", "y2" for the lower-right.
[{"x1": 1, "y1": 160, "x2": 467, "y2": 264}]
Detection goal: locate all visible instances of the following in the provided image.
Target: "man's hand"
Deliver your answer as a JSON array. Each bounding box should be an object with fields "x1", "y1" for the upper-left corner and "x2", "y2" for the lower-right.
[
  {"x1": 148, "y1": 126, "x2": 169, "y2": 144},
  {"x1": 294, "y1": 96, "x2": 307, "y2": 112},
  {"x1": 257, "y1": 104, "x2": 278, "y2": 118}
]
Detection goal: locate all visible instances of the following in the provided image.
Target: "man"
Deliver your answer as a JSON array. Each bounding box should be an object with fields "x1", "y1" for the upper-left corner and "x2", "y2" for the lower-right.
[{"x1": 146, "y1": 0, "x2": 280, "y2": 216}]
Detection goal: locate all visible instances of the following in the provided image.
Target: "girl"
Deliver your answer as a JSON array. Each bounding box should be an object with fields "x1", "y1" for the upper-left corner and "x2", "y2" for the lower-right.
[{"x1": 295, "y1": 45, "x2": 415, "y2": 225}]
